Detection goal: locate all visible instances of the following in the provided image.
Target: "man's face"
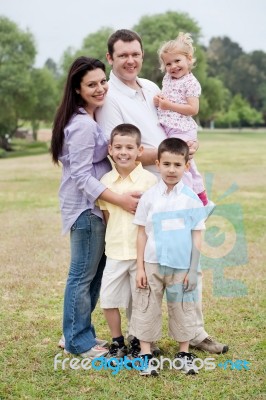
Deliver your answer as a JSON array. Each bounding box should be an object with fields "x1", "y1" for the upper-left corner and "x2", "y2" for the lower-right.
[{"x1": 106, "y1": 40, "x2": 143, "y2": 85}]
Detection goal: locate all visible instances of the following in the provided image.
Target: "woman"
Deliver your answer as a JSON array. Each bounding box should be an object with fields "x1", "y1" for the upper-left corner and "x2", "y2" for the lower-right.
[{"x1": 51, "y1": 56, "x2": 139, "y2": 358}]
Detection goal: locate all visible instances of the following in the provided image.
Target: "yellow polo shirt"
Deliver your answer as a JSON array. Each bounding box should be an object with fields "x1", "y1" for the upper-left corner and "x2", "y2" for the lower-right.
[{"x1": 98, "y1": 162, "x2": 157, "y2": 260}]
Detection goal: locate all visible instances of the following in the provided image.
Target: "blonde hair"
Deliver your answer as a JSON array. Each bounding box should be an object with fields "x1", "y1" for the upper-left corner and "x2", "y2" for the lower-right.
[{"x1": 158, "y1": 32, "x2": 196, "y2": 72}]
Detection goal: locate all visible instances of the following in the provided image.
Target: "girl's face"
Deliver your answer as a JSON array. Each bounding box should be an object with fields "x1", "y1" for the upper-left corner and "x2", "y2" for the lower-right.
[
  {"x1": 78, "y1": 68, "x2": 108, "y2": 115},
  {"x1": 162, "y1": 51, "x2": 192, "y2": 79}
]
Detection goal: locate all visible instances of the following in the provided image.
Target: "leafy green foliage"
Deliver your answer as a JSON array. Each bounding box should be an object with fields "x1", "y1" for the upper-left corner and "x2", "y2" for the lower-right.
[
  {"x1": 23, "y1": 68, "x2": 58, "y2": 139},
  {"x1": 0, "y1": 17, "x2": 36, "y2": 139},
  {"x1": 58, "y1": 27, "x2": 114, "y2": 91},
  {"x1": 199, "y1": 77, "x2": 230, "y2": 124},
  {"x1": 207, "y1": 37, "x2": 266, "y2": 124},
  {"x1": 216, "y1": 94, "x2": 263, "y2": 127}
]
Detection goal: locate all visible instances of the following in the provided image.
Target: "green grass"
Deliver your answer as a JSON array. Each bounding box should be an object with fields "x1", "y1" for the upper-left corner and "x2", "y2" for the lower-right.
[
  {"x1": 0, "y1": 139, "x2": 49, "y2": 159},
  {"x1": 0, "y1": 131, "x2": 265, "y2": 399}
]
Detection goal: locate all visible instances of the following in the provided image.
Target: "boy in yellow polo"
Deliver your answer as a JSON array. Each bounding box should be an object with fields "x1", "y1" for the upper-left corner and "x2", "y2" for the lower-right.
[{"x1": 98, "y1": 123, "x2": 157, "y2": 359}]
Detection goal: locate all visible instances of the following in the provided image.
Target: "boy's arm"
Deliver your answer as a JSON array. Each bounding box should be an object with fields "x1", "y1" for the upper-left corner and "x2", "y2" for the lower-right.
[
  {"x1": 184, "y1": 230, "x2": 202, "y2": 292},
  {"x1": 136, "y1": 225, "x2": 148, "y2": 289}
]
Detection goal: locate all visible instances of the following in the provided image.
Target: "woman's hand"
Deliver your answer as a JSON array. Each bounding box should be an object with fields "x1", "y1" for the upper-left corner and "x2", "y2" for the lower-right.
[
  {"x1": 119, "y1": 191, "x2": 142, "y2": 214},
  {"x1": 99, "y1": 189, "x2": 141, "y2": 213}
]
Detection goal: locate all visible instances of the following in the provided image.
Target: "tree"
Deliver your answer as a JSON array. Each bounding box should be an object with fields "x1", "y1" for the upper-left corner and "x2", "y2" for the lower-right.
[
  {"x1": 44, "y1": 57, "x2": 60, "y2": 79},
  {"x1": 81, "y1": 27, "x2": 114, "y2": 69},
  {"x1": 199, "y1": 77, "x2": 230, "y2": 127},
  {"x1": 206, "y1": 37, "x2": 266, "y2": 124},
  {"x1": 23, "y1": 67, "x2": 59, "y2": 140},
  {"x1": 206, "y1": 36, "x2": 244, "y2": 81},
  {"x1": 59, "y1": 28, "x2": 114, "y2": 85},
  {"x1": 215, "y1": 94, "x2": 263, "y2": 128},
  {"x1": 0, "y1": 17, "x2": 36, "y2": 148},
  {"x1": 230, "y1": 51, "x2": 266, "y2": 114}
]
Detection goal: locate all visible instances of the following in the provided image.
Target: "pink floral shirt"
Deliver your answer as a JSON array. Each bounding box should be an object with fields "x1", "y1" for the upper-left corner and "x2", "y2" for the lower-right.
[{"x1": 158, "y1": 72, "x2": 201, "y2": 132}]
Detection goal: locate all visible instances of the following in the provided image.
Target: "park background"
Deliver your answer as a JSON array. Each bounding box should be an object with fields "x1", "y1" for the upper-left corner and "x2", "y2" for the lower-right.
[{"x1": 0, "y1": 2, "x2": 265, "y2": 399}]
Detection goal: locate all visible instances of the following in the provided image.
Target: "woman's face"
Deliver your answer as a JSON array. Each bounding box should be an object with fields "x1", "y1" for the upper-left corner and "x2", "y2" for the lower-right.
[{"x1": 78, "y1": 68, "x2": 108, "y2": 115}]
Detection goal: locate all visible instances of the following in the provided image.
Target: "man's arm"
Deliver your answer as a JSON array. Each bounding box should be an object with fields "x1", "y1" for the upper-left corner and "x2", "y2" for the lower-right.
[{"x1": 137, "y1": 147, "x2": 158, "y2": 166}]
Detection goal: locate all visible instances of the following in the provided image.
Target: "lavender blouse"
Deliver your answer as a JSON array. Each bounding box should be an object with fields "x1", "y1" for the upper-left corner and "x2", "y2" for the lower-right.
[{"x1": 58, "y1": 108, "x2": 111, "y2": 234}]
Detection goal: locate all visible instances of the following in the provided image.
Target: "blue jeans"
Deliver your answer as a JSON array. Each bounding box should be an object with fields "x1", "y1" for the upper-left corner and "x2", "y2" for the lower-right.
[{"x1": 63, "y1": 210, "x2": 106, "y2": 354}]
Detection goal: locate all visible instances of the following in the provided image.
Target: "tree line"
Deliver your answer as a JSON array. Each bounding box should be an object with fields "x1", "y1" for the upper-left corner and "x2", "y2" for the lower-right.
[{"x1": 0, "y1": 11, "x2": 265, "y2": 149}]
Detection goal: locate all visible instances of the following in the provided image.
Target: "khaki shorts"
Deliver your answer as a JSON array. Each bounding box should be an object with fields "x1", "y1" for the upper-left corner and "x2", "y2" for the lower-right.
[
  {"x1": 100, "y1": 258, "x2": 136, "y2": 309},
  {"x1": 130, "y1": 263, "x2": 197, "y2": 343}
]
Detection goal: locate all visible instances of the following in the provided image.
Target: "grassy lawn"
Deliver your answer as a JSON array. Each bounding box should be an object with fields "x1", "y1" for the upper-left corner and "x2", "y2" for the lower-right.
[
  {"x1": 0, "y1": 131, "x2": 265, "y2": 399},
  {"x1": 0, "y1": 139, "x2": 49, "y2": 159}
]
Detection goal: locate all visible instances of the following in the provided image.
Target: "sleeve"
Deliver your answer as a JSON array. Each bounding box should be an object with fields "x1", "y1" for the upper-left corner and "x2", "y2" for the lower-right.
[
  {"x1": 97, "y1": 199, "x2": 108, "y2": 211},
  {"x1": 133, "y1": 194, "x2": 149, "y2": 226},
  {"x1": 96, "y1": 173, "x2": 111, "y2": 210},
  {"x1": 186, "y1": 77, "x2": 201, "y2": 98},
  {"x1": 191, "y1": 203, "x2": 206, "y2": 230},
  {"x1": 66, "y1": 116, "x2": 106, "y2": 203},
  {"x1": 96, "y1": 96, "x2": 125, "y2": 141}
]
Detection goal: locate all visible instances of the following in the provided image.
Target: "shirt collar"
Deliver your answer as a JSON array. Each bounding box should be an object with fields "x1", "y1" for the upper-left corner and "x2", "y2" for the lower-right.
[
  {"x1": 109, "y1": 70, "x2": 142, "y2": 98},
  {"x1": 158, "y1": 178, "x2": 184, "y2": 196},
  {"x1": 109, "y1": 161, "x2": 144, "y2": 183}
]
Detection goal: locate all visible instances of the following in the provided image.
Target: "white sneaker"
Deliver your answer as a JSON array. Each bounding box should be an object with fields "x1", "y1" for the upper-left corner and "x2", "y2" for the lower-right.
[
  {"x1": 175, "y1": 352, "x2": 199, "y2": 375},
  {"x1": 64, "y1": 345, "x2": 108, "y2": 359},
  {"x1": 139, "y1": 355, "x2": 159, "y2": 376},
  {"x1": 95, "y1": 338, "x2": 109, "y2": 347},
  {"x1": 59, "y1": 335, "x2": 108, "y2": 349}
]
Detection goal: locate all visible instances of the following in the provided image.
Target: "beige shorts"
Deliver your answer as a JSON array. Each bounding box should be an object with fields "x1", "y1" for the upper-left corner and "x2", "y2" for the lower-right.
[
  {"x1": 130, "y1": 263, "x2": 197, "y2": 343},
  {"x1": 100, "y1": 258, "x2": 137, "y2": 309}
]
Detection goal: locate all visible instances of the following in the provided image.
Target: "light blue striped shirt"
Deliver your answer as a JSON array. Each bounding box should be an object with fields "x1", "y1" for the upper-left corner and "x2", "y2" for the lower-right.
[{"x1": 58, "y1": 108, "x2": 111, "y2": 234}]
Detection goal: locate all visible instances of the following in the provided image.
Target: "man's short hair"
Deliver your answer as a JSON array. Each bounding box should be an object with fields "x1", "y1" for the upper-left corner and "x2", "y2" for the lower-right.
[{"x1": 107, "y1": 29, "x2": 143, "y2": 57}]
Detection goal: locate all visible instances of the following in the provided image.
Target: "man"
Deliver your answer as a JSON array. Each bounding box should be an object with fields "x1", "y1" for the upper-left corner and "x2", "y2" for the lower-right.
[{"x1": 97, "y1": 29, "x2": 228, "y2": 355}]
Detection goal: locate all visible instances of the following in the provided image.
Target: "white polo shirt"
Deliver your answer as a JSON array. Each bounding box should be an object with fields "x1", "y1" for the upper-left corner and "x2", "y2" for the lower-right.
[
  {"x1": 133, "y1": 179, "x2": 206, "y2": 269},
  {"x1": 96, "y1": 71, "x2": 166, "y2": 176}
]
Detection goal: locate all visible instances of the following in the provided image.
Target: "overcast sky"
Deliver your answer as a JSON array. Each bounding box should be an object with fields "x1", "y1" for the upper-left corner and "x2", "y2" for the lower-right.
[{"x1": 1, "y1": 0, "x2": 265, "y2": 67}]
